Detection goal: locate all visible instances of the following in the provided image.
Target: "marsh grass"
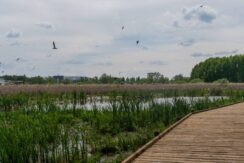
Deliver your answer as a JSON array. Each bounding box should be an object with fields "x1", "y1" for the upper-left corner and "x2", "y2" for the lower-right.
[{"x1": 0, "y1": 90, "x2": 243, "y2": 162}]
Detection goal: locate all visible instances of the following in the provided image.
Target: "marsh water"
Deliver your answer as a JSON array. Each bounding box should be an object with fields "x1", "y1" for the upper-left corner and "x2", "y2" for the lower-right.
[{"x1": 59, "y1": 96, "x2": 228, "y2": 110}]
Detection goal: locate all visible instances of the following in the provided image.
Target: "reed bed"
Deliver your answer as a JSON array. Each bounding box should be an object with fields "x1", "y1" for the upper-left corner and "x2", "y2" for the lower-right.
[{"x1": 1, "y1": 83, "x2": 244, "y2": 95}]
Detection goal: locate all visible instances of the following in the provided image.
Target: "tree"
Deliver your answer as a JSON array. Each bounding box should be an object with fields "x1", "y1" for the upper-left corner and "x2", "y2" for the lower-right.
[
  {"x1": 147, "y1": 72, "x2": 169, "y2": 83},
  {"x1": 171, "y1": 74, "x2": 190, "y2": 83},
  {"x1": 191, "y1": 54, "x2": 244, "y2": 82}
]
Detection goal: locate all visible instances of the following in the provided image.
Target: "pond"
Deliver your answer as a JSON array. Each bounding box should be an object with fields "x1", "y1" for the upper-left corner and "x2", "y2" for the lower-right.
[{"x1": 59, "y1": 96, "x2": 228, "y2": 110}]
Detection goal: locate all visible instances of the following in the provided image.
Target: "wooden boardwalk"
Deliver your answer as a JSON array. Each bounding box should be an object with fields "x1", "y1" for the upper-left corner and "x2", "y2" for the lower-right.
[{"x1": 125, "y1": 102, "x2": 244, "y2": 163}]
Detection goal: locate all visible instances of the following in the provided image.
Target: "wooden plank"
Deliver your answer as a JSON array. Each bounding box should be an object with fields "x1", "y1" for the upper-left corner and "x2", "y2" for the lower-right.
[
  {"x1": 123, "y1": 101, "x2": 244, "y2": 163},
  {"x1": 121, "y1": 113, "x2": 192, "y2": 163}
]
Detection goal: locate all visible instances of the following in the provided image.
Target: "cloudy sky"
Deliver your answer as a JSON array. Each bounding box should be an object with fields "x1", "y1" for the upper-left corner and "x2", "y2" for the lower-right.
[{"x1": 0, "y1": 0, "x2": 244, "y2": 78}]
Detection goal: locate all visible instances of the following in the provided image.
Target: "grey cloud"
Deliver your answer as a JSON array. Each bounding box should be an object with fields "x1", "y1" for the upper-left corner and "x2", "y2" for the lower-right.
[
  {"x1": 0, "y1": 62, "x2": 15, "y2": 69},
  {"x1": 183, "y1": 5, "x2": 218, "y2": 23},
  {"x1": 95, "y1": 62, "x2": 113, "y2": 66},
  {"x1": 9, "y1": 41, "x2": 21, "y2": 46},
  {"x1": 36, "y1": 22, "x2": 54, "y2": 29},
  {"x1": 179, "y1": 39, "x2": 195, "y2": 47},
  {"x1": 65, "y1": 60, "x2": 84, "y2": 65},
  {"x1": 214, "y1": 49, "x2": 239, "y2": 56},
  {"x1": 142, "y1": 46, "x2": 149, "y2": 51},
  {"x1": 6, "y1": 29, "x2": 22, "y2": 38},
  {"x1": 65, "y1": 52, "x2": 106, "y2": 65},
  {"x1": 140, "y1": 60, "x2": 167, "y2": 66},
  {"x1": 149, "y1": 60, "x2": 167, "y2": 66},
  {"x1": 139, "y1": 60, "x2": 167, "y2": 66},
  {"x1": 191, "y1": 49, "x2": 239, "y2": 58},
  {"x1": 191, "y1": 52, "x2": 212, "y2": 57},
  {"x1": 173, "y1": 21, "x2": 180, "y2": 28}
]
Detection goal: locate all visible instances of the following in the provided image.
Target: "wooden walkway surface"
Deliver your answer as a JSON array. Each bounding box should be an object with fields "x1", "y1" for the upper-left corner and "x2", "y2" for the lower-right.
[{"x1": 127, "y1": 102, "x2": 244, "y2": 163}]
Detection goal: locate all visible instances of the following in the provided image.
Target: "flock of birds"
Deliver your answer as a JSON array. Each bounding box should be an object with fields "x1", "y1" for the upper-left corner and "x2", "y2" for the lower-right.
[
  {"x1": 0, "y1": 24, "x2": 140, "y2": 75},
  {"x1": 1, "y1": 4, "x2": 205, "y2": 76},
  {"x1": 52, "y1": 25, "x2": 140, "y2": 50}
]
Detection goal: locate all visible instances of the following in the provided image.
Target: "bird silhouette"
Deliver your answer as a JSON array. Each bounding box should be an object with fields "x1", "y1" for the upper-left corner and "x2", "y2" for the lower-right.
[
  {"x1": 53, "y1": 41, "x2": 58, "y2": 49},
  {"x1": 16, "y1": 58, "x2": 20, "y2": 61},
  {"x1": 200, "y1": 5, "x2": 204, "y2": 8},
  {"x1": 136, "y1": 40, "x2": 140, "y2": 45},
  {"x1": 122, "y1": 26, "x2": 125, "y2": 30}
]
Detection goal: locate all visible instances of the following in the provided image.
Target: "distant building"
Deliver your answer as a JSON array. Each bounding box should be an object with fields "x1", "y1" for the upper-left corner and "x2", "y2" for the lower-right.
[
  {"x1": 53, "y1": 76, "x2": 82, "y2": 83},
  {"x1": 53, "y1": 76, "x2": 64, "y2": 83},
  {"x1": 64, "y1": 76, "x2": 81, "y2": 81},
  {"x1": 0, "y1": 78, "x2": 6, "y2": 85}
]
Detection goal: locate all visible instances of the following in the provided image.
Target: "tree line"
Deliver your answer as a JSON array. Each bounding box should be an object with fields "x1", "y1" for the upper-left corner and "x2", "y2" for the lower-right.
[
  {"x1": 2, "y1": 54, "x2": 243, "y2": 84},
  {"x1": 0, "y1": 73, "x2": 190, "y2": 84},
  {"x1": 191, "y1": 55, "x2": 244, "y2": 82}
]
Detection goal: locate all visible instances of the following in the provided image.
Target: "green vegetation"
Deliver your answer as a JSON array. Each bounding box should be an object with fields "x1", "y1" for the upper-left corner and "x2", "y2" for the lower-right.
[
  {"x1": 0, "y1": 89, "x2": 243, "y2": 162},
  {"x1": 191, "y1": 55, "x2": 244, "y2": 82},
  {"x1": 214, "y1": 78, "x2": 229, "y2": 84}
]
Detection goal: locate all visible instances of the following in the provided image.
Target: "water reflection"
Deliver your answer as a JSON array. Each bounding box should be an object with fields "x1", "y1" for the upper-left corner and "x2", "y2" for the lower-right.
[{"x1": 60, "y1": 96, "x2": 228, "y2": 110}]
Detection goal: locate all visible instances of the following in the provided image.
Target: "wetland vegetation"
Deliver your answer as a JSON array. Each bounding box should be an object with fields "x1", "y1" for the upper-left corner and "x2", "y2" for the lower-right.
[{"x1": 0, "y1": 87, "x2": 243, "y2": 162}]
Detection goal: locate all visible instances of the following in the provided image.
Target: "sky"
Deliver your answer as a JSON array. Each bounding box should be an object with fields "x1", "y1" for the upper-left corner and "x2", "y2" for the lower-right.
[{"x1": 0, "y1": 0, "x2": 244, "y2": 78}]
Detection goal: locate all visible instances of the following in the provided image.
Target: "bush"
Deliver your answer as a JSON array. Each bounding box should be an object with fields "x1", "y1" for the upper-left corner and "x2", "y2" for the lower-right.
[
  {"x1": 190, "y1": 78, "x2": 204, "y2": 83},
  {"x1": 213, "y1": 78, "x2": 229, "y2": 84}
]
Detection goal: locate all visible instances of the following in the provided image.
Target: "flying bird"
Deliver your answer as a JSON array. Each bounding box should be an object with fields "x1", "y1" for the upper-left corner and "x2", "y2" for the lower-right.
[
  {"x1": 200, "y1": 5, "x2": 204, "y2": 8},
  {"x1": 136, "y1": 40, "x2": 140, "y2": 45},
  {"x1": 53, "y1": 41, "x2": 58, "y2": 50},
  {"x1": 16, "y1": 58, "x2": 20, "y2": 61},
  {"x1": 122, "y1": 26, "x2": 125, "y2": 30}
]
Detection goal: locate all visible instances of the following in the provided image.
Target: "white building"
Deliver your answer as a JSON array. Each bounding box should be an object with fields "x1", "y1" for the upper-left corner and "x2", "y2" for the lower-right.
[
  {"x1": 0, "y1": 78, "x2": 6, "y2": 85},
  {"x1": 64, "y1": 76, "x2": 81, "y2": 81}
]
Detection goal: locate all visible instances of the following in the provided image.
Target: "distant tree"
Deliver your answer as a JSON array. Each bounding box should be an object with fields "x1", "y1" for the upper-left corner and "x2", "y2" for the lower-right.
[
  {"x1": 3, "y1": 75, "x2": 28, "y2": 83},
  {"x1": 28, "y1": 76, "x2": 46, "y2": 84},
  {"x1": 191, "y1": 54, "x2": 244, "y2": 82},
  {"x1": 46, "y1": 77, "x2": 55, "y2": 84},
  {"x1": 147, "y1": 72, "x2": 169, "y2": 83},
  {"x1": 171, "y1": 74, "x2": 190, "y2": 83},
  {"x1": 63, "y1": 79, "x2": 71, "y2": 84}
]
